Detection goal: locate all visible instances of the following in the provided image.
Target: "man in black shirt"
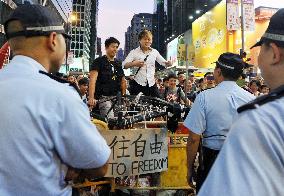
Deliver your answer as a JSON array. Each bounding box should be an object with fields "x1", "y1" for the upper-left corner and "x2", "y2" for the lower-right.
[{"x1": 88, "y1": 37, "x2": 126, "y2": 118}]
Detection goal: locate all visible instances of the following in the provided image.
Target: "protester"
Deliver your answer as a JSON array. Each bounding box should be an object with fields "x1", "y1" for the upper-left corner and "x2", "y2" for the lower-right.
[
  {"x1": 189, "y1": 73, "x2": 197, "y2": 91},
  {"x1": 78, "y1": 77, "x2": 89, "y2": 104},
  {"x1": 67, "y1": 74, "x2": 77, "y2": 84},
  {"x1": 177, "y1": 71, "x2": 186, "y2": 89},
  {"x1": 123, "y1": 29, "x2": 172, "y2": 97},
  {"x1": 185, "y1": 80, "x2": 197, "y2": 103},
  {"x1": 77, "y1": 74, "x2": 84, "y2": 82},
  {"x1": 0, "y1": 5, "x2": 110, "y2": 196},
  {"x1": 196, "y1": 78, "x2": 206, "y2": 93},
  {"x1": 163, "y1": 74, "x2": 190, "y2": 106},
  {"x1": 260, "y1": 84, "x2": 270, "y2": 95},
  {"x1": 199, "y1": 9, "x2": 284, "y2": 195},
  {"x1": 184, "y1": 52, "x2": 255, "y2": 192},
  {"x1": 249, "y1": 79, "x2": 261, "y2": 96},
  {"x1": 163, "y1": 76, "x2": 169, "y2": 88},
  {"x1": 88, "y1": 37, "x2": 126, "y2": 118},
  {"x1": 204, "y1": 72, "x2": 216, "y2": 89}
]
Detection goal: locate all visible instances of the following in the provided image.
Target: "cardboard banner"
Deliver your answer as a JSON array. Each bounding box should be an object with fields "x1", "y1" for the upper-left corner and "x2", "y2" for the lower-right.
[
  {"x1": 227, "y1": 0, "x2": 240, "y2": 30},
  {"x1": 102, "y1": 128, "x2": 168, "y2": 177},
  {"x1": 243, "y1": 0, "x2": 255, "y2": 31}
]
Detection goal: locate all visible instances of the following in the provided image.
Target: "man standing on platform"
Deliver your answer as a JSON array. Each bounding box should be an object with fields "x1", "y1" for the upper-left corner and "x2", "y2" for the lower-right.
[
  {"x1": 123, "y1": 30, "x2": 172, "y2": 97},
  {"x1": 88, "y1": 37, "x2": 126, "y2": 118}
]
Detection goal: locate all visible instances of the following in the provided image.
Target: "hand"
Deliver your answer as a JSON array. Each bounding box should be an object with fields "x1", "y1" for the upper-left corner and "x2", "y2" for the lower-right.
[
  {"x1": 88, "y1": 97, "x2": 97, "y2": 109},
  {"x1": 165, "y1": 60, "x2": 172, "y2": 67},
  {"x1": 65, "y1": 167, "x2": 81, "y2": 182},
  {"x1": 132, "y1": 60, "x2": 145, "y2": 67}
]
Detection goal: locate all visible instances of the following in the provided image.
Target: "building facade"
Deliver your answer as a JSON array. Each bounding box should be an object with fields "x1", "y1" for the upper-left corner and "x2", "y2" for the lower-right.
[
  {"x1": 163, "y1": 0, "x2": 222, "y2": 45},
  {"x1": 0, "y1": 0, "x2": 72, "y2": 52},
  {"x1": 96, "y1": 37, "x2": 102, "y2": 57},
  {"x1": 70, "y1": 0, "x2": 91, "y2": 59},
  {"x1": 89, "y1": 0, "x2": 99, "y2": 64},
  {"x1": 69, "y1": 0, "x2": 99, "y2": 73},
  {"x1": 116, "y1": 48, "x2": 124, "y2": 61},
  {"x1": 153, "y1": 0, "x2": 166, "y2": 56}
]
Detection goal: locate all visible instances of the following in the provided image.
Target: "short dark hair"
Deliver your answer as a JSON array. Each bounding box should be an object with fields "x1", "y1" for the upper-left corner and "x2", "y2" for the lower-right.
[
  {"x1": 204, "y1": 72, "x2": 213, "y2": 77},
  {"x1": 240, "y1": 73, "x2": 247, "y2": 79},
  {"x1": 168, "y1": 74, "x2": 178, "y2": 80},
  {"x1": 105, "y1": 37, "x2": 120, "y2": 48},
  {"x1": 216, "y1": 63, "x2": 243, "y2": 81},
  {"x1": 249, "y1": 80, "x2": 261, "y2": 88},
  {"x1": 177, "y1": 71, "x2": 185, "y2": 76},
  {"x1": 78, "y1": 77, "x2": 89, "y2": 85},
  {"x1": 163, "y1": 77, "x2": 169, "y2": 82},
  {"x1": 260, "y1": 84, "x2": 268, "y2": 90}
]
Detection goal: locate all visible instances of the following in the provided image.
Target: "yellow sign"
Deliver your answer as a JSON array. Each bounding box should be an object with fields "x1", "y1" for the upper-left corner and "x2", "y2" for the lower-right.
[
  {"x1": 192, "y1": 0, "x2": 227, "y2": 68},
  {"x1": 177, "y1": 44, "x2": 186, "y2": 61}
]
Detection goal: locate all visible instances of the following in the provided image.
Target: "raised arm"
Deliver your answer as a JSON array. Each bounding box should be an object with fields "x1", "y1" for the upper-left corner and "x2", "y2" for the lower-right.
[{"x1": 156, "y1": 50, "x2": 172, "y2": 67}]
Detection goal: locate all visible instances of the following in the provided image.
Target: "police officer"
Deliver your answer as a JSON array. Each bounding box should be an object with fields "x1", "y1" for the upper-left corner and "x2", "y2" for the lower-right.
[
  {"x1": 0, "y1": 5, "x2": 110, "y2": 196},
  {"x1": 199, "y1": 9, "x2": 284, "y2": 196},
  {"x1": 184, "y1": 52, "x2": 255, "y2": 191}
]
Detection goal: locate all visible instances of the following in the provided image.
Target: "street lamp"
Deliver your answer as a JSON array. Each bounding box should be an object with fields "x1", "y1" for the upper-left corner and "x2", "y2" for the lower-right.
[{"x1": 65, "y1": 12, "x2": 77, "y2": 74}]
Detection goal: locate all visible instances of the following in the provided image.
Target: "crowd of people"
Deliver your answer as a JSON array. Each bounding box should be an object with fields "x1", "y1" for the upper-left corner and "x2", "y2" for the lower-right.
[
  {"x1": 0, "y1": 4, "x2": 284, "y2": 196},
  {"x1": 65, "y1": 67, "x2": 270, "y2": 119}
]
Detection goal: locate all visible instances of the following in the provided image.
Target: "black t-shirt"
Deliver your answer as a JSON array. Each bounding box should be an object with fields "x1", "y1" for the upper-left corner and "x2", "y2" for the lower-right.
[{"x1": 90, "y1": 55, "x2": 124, "y2": 98}]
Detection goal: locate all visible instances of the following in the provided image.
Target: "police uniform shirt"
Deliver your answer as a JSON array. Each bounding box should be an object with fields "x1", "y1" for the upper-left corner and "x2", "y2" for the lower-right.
[
  {"x1": 0, "y1": 55, "x2": 111, "y2": 196},
  {"x1": 184, "y1": 81, "x2": 255, "y2": 150},
  {"x1": 90, "y1": 55, "x2": 124, "y2": 98},
  {"x1": 199, "y1": 95, "x2": 284, "y2": 196},
  {"x1": 122, "y1": 47, "x2": 167, "y2": 87}
]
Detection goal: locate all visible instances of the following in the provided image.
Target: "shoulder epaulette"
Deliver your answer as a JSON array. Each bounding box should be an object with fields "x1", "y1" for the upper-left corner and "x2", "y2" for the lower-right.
[
  {"x1": 237, "y1": 84, "x2": 284, "y2": 113},
  {"x1": 39, "y1": 70, "x2": 81, "y2": 97}
]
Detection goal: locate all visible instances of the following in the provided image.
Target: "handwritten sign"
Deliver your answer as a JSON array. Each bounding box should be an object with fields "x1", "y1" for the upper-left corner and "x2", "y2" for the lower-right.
[
  {"x1": 102, "y1": 128, "x2": 168, "y2": 177},
  {"x1": 227, "y1": 0, "x2": 240, "y2": 30},
  {"x1": 243, "y1": 0, "x2": 255, "y2": 31}
]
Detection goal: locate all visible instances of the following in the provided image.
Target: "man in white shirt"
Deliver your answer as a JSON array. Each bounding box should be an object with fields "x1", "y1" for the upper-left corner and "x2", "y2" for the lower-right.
[{"x1": 123, "y1": 30, "x2": 171, "y2": 97}]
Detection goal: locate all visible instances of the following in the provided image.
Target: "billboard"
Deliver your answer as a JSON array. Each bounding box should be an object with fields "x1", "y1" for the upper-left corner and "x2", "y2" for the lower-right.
[
  {"x1": 167, "y1": 37, "x2": 178, "y2": 67},
  {"x1": 192, "y1": 0, "x2": 227, "y2": 68}
]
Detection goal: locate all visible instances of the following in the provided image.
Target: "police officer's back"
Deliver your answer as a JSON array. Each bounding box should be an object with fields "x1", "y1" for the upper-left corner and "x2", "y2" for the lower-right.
[
  {"x1": 184, "y1": 52, "x2": 255, "y2": 191},
  {"x1": 199, "y1": 8, "x2": 284, "y2": 196},
  {"x1": 0, "y1": 5, "x2": 110, "y2": 196}
]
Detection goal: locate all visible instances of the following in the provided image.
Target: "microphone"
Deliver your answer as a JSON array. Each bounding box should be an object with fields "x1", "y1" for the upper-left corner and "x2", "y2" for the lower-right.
[{"x1": 144, "y1": 54, "x2": 149, "y2": 62}]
